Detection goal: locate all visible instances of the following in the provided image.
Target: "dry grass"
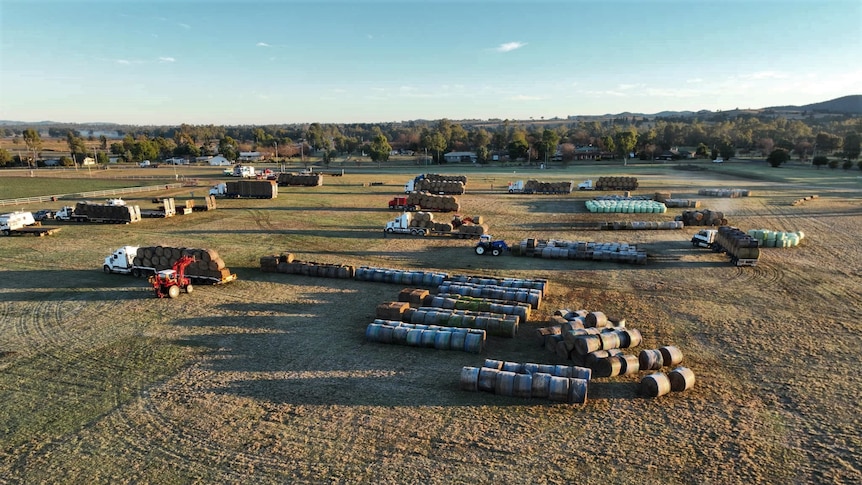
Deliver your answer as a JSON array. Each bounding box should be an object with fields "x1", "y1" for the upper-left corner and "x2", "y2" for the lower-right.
[{"x1": 0, "y1": 163, "x2": 860, "y2": 483}]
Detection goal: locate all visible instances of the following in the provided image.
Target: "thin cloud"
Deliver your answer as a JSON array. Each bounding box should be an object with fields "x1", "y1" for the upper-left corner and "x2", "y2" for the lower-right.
[
  {"x1": 508, "y1": 94, "x2": 543, "y2": 101},
  {"x1": 116, "y1": 59, "x2": 131, "y2": 65},
  {"x1": 496, "y1": 42, "x2": 526, "y2": 53},
  {"x1": 158, "y1": 57, "x2": 176, "y2": 63},
  {"x1": 178, "y1": 22, "x2": 191, "y2": 29},
  {"x1": 256, "y1": 42, "x2": 271, "y2": 47},
  {"x1": 686, "y1": 78, "x2": 703, "y2": 84}
]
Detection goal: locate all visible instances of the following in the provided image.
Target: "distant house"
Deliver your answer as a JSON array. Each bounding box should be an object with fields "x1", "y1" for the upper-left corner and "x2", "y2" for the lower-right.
[
  {"x1": 81, "y1": 157, "x2": 96, "y2": 166},
  {"x1": 238, "y1": 151, "x2": 262, "y2": 162},
  {"x1": 572, "y1": 145, "x2": 600, "y2": 161},
  {"x1": 165, "y1": 157, "x2": 188, "y2": 165},
  {"x1": 207, "y1": 155, "x2": 231, "y2": 166},
  {"x1": 43, "y1": 159, "x2": 61, "y2": 167},
  {"x1": 443, "y1": 151, "x2": 477, "y2": 163}
]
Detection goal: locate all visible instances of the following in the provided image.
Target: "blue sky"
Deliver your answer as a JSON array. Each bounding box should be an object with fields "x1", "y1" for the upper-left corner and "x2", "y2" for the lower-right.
[{"x1": 1, "y1": 0, "x2": 859, "y2": 125}]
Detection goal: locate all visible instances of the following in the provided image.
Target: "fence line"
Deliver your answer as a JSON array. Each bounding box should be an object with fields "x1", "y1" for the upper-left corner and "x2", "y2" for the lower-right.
[{"x1": 0, "y1": 183, "x2": 185, "y2": 208}]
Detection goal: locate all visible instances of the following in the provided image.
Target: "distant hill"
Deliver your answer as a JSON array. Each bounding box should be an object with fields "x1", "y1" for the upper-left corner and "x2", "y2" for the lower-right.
[{"x1": 768, "y1": 95, "x2": 862, "y2": 114}]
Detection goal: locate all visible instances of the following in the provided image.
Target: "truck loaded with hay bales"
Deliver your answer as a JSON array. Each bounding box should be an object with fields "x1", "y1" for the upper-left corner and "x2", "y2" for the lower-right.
[
  {"x1": 276, "y1": 172, "x2": 324, "y2": 187},
  {"x1": 210, "y1": 180, "x2": 278, "y2": 199},
  {"x1": 507, "y1": 180, "x2": 574, "y2": 194},
  {"x1": 103, "y1": 246, "x2": 238, "y2": 284},
  {"x1": 388, "y1": 192, "x2": 460, "y2": 212},
  {"x1": 594, "y1": 177, "x2": 638, "y2": 191},
  {"x1": 56, "y1": 202, "x2": 142, "y2": 224},
  {"x1": 405, "y1": 174, "x2": 467, "y2": 194},
  {"x1": 691, "y1": 227, "x2": 760, "y2": 266},
  {"x1": 384, "y1": 211, "x2": 487, "y2": 238}
]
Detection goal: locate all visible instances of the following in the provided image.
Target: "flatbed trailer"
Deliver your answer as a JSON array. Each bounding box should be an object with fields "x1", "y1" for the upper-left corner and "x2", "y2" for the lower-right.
[{"x1": 5, "y1": 226, "x2": 62, "y2": 237}]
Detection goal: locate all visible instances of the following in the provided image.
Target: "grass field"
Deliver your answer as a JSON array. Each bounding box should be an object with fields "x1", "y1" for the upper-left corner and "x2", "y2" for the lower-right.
[{"x1": 1, "y1": 161, "x2": 860, "y2": 483}]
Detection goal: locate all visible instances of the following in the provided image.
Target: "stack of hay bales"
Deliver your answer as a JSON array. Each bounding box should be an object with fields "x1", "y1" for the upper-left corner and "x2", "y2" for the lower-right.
[
  {"x1": 415, "y1": 178, "x2": 466, "y2": 194},
  {"x1": 455, "y1": 223, "x2": 487, "y2": 236},
  {"x1": 791, "y1": 195, "x2": 818, "y2": 206},
  {"x1": 460, "y1": 360, "x2": 590, "y2": 404},
  {"x1": 714, "y1": 226, "x2": 760, "y2": 258},
  {"x1": 424, "y1": 173, "x2": 467, "y2": 184},
  {"x1": 75, "y1": 202, "x2": 141, "y2": 223},
  {"x1": 276, "y1": 172, "x2": 324, "y2": 186},
  {"x1": 353, "y1": 267, "x2": 449, "y2": 286},
  {"x1": 597, "y1": 221, "x2": 684, "y2": 230},
  {"x1": 225, "y1": 180, "x2": 278, "y2": 198},
  {"x1": 406, "y1": 192, "x2": 460, "y2": 212},
  {"x1": 524, "y1": 180, "x2": 574, "y2": 194},
  {"x1": 746, "y1": 229, "x2": 804, "y2": 248},
  {"x1": 259, "y1": 252, "x2": 355, "y2": 278},
  {"x1": 447, "y1": 274, "x2": 547, "y2": 296},
  {"x1": 697, "y1": 188, "x2": 751, "y2": 197},
  {"x1": 585, "y1": 199, "x2": 667, "y2": 213},
  {"x1": 675, "y1": 209, "x2": 727, "y2": 226},
  {"x1": 512, "y1": 238, "x2": 647, "y2": 265},
  {"x1": 134, "y1": 246, "x2": 232, "y2": 281},
  {"x1": 663, "y1": 199, "x2": 701, "y2": 208},
  {"x1": 366, "y1": 320, "x2": 486, "y2": 353},
  {"x1": 399, "y1": 307, "x2": 520, "y2": 338},
  {"x1": 436, "y1": 281, "x2": 543, "y2": 309},
  {"x1": 595, "y1": 177, "x2": 638, "y2": 190},
  {"x1": 408, "y1": 211, "x2": 436, "y2": 228},
  {"x1": 421, "y1": 293, "x2": 531, "y2": 322}
]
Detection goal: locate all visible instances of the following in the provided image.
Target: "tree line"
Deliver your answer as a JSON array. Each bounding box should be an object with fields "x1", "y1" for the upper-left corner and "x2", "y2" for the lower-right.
[{"x1": 1, "y1": 113, "x2": 860, "y2": 168}]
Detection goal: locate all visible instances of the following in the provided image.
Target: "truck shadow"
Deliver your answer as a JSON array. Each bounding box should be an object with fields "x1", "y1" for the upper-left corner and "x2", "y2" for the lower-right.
[{"x1": 0, "y1": 269, "x2": 152, "y2": 298}]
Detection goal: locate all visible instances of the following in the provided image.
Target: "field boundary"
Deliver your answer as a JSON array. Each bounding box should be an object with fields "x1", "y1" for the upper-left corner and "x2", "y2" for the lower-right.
[{"x1": 0, "y1": 183, "x2": 185, "y2": 207}]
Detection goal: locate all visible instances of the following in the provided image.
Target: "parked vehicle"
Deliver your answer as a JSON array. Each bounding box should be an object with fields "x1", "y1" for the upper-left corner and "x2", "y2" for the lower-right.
[
  {"x1": 149, "y1": 255, "x2": 196, "y2": 298},
  {"x1": 33, "y1": 209, "x2": 56, "y2": 221},
  {"x1": 209, "y1": 180, "x2": 277, "y2": 198},
  {"x1": 389, "y1": 193, "x2": 459, "y2": 212},
  {"x1": 578, "y1": 180, "x2": 595, "y2": 190},
  {"x1": 1, "y1": 211, "x2": 61, "y2": 237},
  {"x1": 232, "y1": 165, "x2": 255, "y2": 178},
  {"x1": 474, "y1": 235, "x2": 510, "y2": 256},
  {"x1": 691, "y1": 227, "x2": 759, "y2": 266},
  {"x1": 56, "y1": 202, "x2": 141, "y2": 223},
  {"x1": 384, "y1": 212, "x2": 486, "y2": 238},
  {"x1": 404, "y1": 174, "x2": 466, "y2": 194},
  {"x1": 103, "y1": 246, "x2": 237, "y2": 284}
]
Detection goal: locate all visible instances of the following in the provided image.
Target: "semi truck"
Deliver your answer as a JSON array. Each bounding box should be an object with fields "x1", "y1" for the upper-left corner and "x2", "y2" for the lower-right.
[
  {"x1": 0, "y1": 211, "x2": 61, "y2": 237},
  {"x1": 103, "y1": 246, "x2": 238, "y2": 284},
  {"x1": 210, "y1": 180, "x2": 278, "y2": 198},
  {"x1": 388, "y1": 192, "x2": 460, "y2": 212},
  {"x1": 232, "y1": 165, "x2": 256, "y2": 178},
  {"x1": 691, "y1": 227, "x2": 760, "y2": 266},
  {"x1": 384, "y1": 212, "x2": 487, "y2": 238},
  {"x1": 56, "y1": 202, "x2": 142, "y2": 223},
  {"x1": 507, "y1": 180, "x2": 576, "y2": 194},
  {"x1": 404, "y1": 174, "x2": 466, "y2": 194}
]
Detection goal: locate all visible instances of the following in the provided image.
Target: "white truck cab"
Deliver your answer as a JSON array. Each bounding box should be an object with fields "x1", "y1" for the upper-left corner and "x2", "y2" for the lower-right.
[
  {"x1": 578, "y1": 180, "x2": 595, "y2": 190},
  {"x1": 691, "y1": 229, "x2": 717, "y2": 248},
  {"x1": 1, "y1": 211, "x2": 36, "y2": 235},
  {"x1": 104, "y1": 246, "x2": 141, "y2": 274},
  {"x1": 507, "y1": 180, "x2": 525, "y2": 193}
]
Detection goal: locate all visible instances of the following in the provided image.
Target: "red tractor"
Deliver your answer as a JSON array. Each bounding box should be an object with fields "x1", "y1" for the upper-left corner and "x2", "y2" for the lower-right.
[{"x1": 149, "y1": 255, "x2": 196, "y2": 298}]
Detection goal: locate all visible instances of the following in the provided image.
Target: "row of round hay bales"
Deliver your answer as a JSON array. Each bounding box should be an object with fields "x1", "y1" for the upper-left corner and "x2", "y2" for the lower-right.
[
  {"x1": 415, "y1": 180, "x2": 466, "y2": 195},
  {"x1": 747, "y1": 229, "x2": 804, "y2": 248},
  {"x1": 76, "y1": 202, "x2": 140, "y2": 222},
  {"x1": 447, "y1": 274, "x2": 548, "y2": 296},
  {"x1": 456, "y1": 224, "x2": 487, "y2": 235},
  {"x1": 259, "y1": 252, "x2": 295, "y2": 272},
  {"x1": 595, "y1": 176, "x2": 638, "y2": 190},
  {"x1": 791, "y1": 194, "x2": 818, "y2": 206},
  {"x1": 460, "y1": 366, "x2": 588, "y2": 404},
  {"x1": 697, "y1": 188, "x2": 751, "y2": 197},
  {"x1": 406, "y1": 192, "x2": 460, "y2": 211},
  {"x1": 407, "y1": 211, "x2": 436, "y2": 227},
  {"x1": 134, "y1": 246, "x2": 226, "y2": 274},
  {"x1": 436, "y1": 282, "x2": 542, "y2": 309},
  {"x1": 640, "y1": 367, "x2": 695, "y2": 397},
  {"x1": 663, "y1": 199, "x2": 702, "y2": 208},
  {"x1": 354, "y1": 267, "x2": 449, "y2": 287},
  {"x1": 597, "y1": 221, "x2": 684, "y2": 230},
  {"x1": 675, "y1": 209, "x2": 727, "y2": 226},
  {"x1": 275, "y1": 261, "x2": 354, "y2": 279},
  {"x1": 524, "y1": 180, "x2": 574, "y2": 194},
  {"x1": 365, "y1": 320, "x2": 486, "y2": 353},
  {"x1": 715, "y1": 226, "x2": 760, "y2": 250},
  {"x1": 594, "y1": 195, "x2": 653, "y2": 201},
  {"x1": 513, "y1": 239, "x2": 647, "y2": 265},
  {"x1": 402, "y1": 307, "x2": 519, "y2": 338},
  {"x1": 423, "y1": 294, "x2": 531, "y2": 322},
  {"x1": 424, "y1": 173, "x2": 467, "y2": 184},
  {"x1": 481, "y1": 359, "x2": 591, "y2": 380},
  {"x1": 586, "y1": 200, "x2": 667, "y2": 213},
  {"x1": 276, "y1": 173, "x2": 323, "y2": 186}
]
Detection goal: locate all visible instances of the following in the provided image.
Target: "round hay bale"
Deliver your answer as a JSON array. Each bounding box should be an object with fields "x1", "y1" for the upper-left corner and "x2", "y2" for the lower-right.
[
  {"x1": 460, "y1": 367, "x2": 480, "y2": 392},
  {"x1": 640, "y1": 372, "x2": 671, "y2": 398},
  {"x1": 668, "y1": 366, "x2": 696, "y2": 392}
]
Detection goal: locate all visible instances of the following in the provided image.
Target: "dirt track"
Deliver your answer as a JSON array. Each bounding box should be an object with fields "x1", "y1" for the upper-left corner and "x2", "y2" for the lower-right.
[{"x1": 0, "y1": 167, "x2": 860, "y2": 483}]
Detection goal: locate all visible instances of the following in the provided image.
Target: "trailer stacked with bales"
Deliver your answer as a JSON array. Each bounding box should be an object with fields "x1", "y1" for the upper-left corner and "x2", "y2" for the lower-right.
[
  {"x1": 405, "y1": 174, "x2": 467, "y2": 194},
  {"x1": 388, "y1": 192, "x2": 460, "y2": 212},
  {"x1": 211, "y1": 180, "x2": 278, "y2": 198},
  {"x1": 104, "y1": 245, "x2": 237, "y2": 283},
  {"x1": 277, "y1": 172, "x2": 324, "y2": 187},
  {"x1": 594, "y1": 177, "x2": 638, "y2": 191},
  {"x1": 56, "y1": 202, "x2": 142, "y2": 224}
]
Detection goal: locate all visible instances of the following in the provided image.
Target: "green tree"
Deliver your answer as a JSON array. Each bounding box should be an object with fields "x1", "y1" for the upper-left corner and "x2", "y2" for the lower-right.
[
  {"x1": 539, "y1": 128, "x2": 560, "y2": 164},
  {"x1": 219, "y1": 136, "x2": 238, "y2": 161},
  {"x1": 22, "y1": 128, "x2": 42, "y2": 167},
  {"x1": 368, "y1": 130, "x2": 391, "y2": 163},
  {"x1": 767, "y1": 149, "x2": 790, "y2": 167},
  {"x1": 97, "y1": 152, "x2": 110, "y2": 165},
  {"x1": 476, "y1": 146, "x2": 490, "y2": 165},
  {"x1": 614, "y1": 130, "x2": 637, "y2": 164},
  {"x1": 59, "y1": 156, "x2": 75, "y2": 167},
  {"x1": 507, "y1": 132, "x2": 530, "y2": 161},
  {"x1": 812, "y1": 155, "x2": 829, "y2": 169},
  {"x1": 600, "y1": 135, "x2": 615, "y2": 156},
  {"x1": 842, "y1": 159, "x2": 853, "y2": 170},
  {"x1": 66, "y1": 131, "x2": 87, "y2": 159},
  {"x1": 0, "y1": 148, "x2": 12, "y2": 166},
  {"x1": 827, "y1": 159, "x2": 839, "y2": 169},
  {"x1": 843, "y1": 132, "x2": 861, "y2": 160},
  {"x1": 99, "y1": 134, "x2": 108, "y2": 149},
  {"x1": 472, "y1": 129, "x2": 491, "y2": 152},
  {"x1": 421, "y1": 130, "x2": 447, "y2": 163}
]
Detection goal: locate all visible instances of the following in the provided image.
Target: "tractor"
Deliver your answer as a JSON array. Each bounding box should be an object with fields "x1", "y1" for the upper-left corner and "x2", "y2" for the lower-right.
[
  {"x1": 475, "y1": 234, "x2": 510, "y2": 256},
  {"x1": 149, "y1": 255, "x2": 196, "y2": 298}
]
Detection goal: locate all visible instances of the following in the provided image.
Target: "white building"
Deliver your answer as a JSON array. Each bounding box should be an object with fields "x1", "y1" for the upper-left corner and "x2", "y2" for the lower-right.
[
  {"x1": 81, "y1": 157, "x2": 96, "y2": 166},
  {"x1": 207, "y1": 155, "x2": 231, "y2": 166},
  {"x1": 443, "y1": 151, "x2": 477, "y2": 163},
  {"x1": 165, "y1": 157, "x2": 189, "y2": 165},
  {"x1": 238, "y1": 151, "x2": 262, "y2": 162}
]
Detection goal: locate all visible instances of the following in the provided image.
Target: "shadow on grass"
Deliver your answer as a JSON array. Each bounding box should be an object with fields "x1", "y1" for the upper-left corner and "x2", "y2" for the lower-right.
[
  {"x1": 0, "y1": 269, "x2": 154, "y2": 297},
  {"x1": 175, "y1": 228, "x2": 383, "y2": 239}
]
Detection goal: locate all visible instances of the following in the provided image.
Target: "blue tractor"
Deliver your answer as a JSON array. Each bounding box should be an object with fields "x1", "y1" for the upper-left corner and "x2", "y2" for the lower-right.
[{"x1": 475, "y1": 234, "x2": 510, "y2": 256}]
